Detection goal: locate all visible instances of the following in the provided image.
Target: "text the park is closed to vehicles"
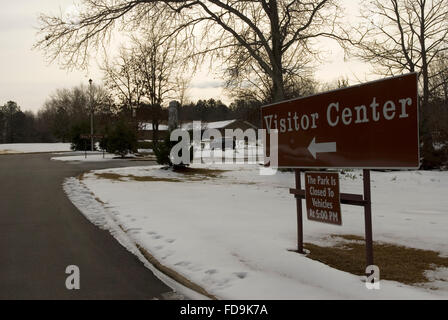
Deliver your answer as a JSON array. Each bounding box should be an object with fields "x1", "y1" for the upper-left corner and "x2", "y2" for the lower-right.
[{"x1": 305, "y1": 172, "x2": 341, "y2": 225}]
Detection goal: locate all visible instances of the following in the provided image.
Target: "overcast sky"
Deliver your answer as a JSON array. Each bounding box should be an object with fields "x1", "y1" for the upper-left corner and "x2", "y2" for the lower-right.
[{"x1": 0, "y1": 1, "x2": 372, "y2": 113}]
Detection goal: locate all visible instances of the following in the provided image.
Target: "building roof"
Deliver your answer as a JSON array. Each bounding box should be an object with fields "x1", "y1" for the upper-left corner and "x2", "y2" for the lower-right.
[
  {"x1": 139, "y1": 123, "x2": 169, "y2": 131},
  {"x1": 179, "y1": 119, "x2": 238, "y2": 131},
  {"x1": 140, "y1": 119, "x2": 257, "y2": 131}
]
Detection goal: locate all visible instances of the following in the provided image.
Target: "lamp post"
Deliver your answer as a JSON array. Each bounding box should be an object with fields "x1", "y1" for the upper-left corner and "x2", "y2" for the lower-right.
[{"x1": 89, "y1": 79, "x2": 94, "y2": 151}]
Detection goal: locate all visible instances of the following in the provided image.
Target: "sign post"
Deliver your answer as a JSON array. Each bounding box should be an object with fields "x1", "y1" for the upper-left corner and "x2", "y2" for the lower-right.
[
  {"x1": 262, "y1": 73, "x2": 419, "y2": 271},
  {"x1": 80, "y1": 134, "x2": 89, "y2": 159},
  {"x1": 290, "y1": 170, "x2": 374, "y2": 266},
  {"x1": 363, "y1": 169, "x2": 373, "y2": 267},
  {"x1": 295, "y1": 169, "x2": 304, "y2": 254},
  {"x1": 80, "y1": 134, "x2": 104, "y2": 159}
]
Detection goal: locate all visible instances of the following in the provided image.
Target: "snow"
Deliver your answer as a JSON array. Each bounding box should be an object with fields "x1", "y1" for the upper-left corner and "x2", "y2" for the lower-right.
[
  {"x1": 51, "y1": 151, "x2": 139, "y2": 162},
  {"x1": 434, "y1": 142, "x2": 446, "y2": 151},
  {"x1": 63, "y1": 177, "x2": 207, "y2": 300},
  {"x1": 140, "y1": 123, "x2": 170, "y2": 131},
  {"x1": 138, "y1": 120, "x2": 239, "y2": 131},
  {"x1": 52, "y1": 152, "x2": 118, "y2": 162},
  {"x1": 137, "y1": 149, "x2": 153, "y2": 153},
  {"x1": 0, "y1": 143, "x2": 71, "y2": 154},
  {"x1": 197, "y1": 120, "x2": 236, "y2": 130},
  {"x1": 64, "y1": 164, "x2": 448, "y2": 299},
  {"x1": 179, "y1": 120, "x2": 238, "y2": 131},
  {"x1": 194, "y1": 143, "x2": 264, "y2": 162}
]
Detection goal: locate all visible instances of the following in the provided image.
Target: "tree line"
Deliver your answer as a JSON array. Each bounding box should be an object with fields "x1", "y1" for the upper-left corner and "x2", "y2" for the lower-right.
[
  {"x1": 0, "y1": 72, "x2": 348, "y2": 146},
  {"x1": 0, "y1": 93, "x2": 269, "y2": 144},
  {"x1": 4, "y1": 0, "x2": 448, "y2": 167},
  {"x1": 0, "y1": 101, "x2": 50, "y2": 144}
]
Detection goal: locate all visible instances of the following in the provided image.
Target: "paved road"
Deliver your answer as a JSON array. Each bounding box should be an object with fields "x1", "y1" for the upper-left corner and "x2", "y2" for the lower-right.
[{"x1": 0, "y1": 153, "x2": 172, "y2": 299}]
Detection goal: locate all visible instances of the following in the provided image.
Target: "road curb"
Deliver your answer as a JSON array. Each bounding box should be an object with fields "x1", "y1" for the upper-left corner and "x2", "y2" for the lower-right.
[
  {"x1": 80, "y1": 174, "x2": 218, "y2": 300},
  {"x1": 136, "y1": 244, "x2": 217, "y2": 300},
  {"x1": 0, "y1": 151, "x2": 73, "y2": 156}
]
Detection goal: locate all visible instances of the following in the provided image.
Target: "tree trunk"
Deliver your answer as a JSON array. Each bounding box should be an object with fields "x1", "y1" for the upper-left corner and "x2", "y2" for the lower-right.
[
  {"x1": 419, "y1": 2, "x2": 436, "y2": 168},
  {"x1": 269, "y1": 0, "x2": 285, "y2": 103},
  {"x1": 272, "y1": 71, "x2": 285, "y2": 102},
  {"x1": 153, "y1": 121, "x2": 159, "y2": 145}
]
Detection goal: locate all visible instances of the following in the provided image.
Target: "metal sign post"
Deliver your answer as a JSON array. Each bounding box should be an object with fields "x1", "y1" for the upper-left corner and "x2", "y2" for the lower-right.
[
  {"x1": 294, "y1": 169, "x2": 304, "y2": 254},
  {"x1": 80, "y1": 134, "x2": 104, "y2": 159},
  {"x1": 290, "y1": 169, "x2": 374, "y2": 268},
  {"x1": 363, "y1": 169, "x2": 374, "y2": 267}
]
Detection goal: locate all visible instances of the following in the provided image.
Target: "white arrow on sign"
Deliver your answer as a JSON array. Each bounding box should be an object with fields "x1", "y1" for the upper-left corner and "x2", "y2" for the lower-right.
[{"x1": 308, "y1": 137, "x2": 337, "y2": 159}]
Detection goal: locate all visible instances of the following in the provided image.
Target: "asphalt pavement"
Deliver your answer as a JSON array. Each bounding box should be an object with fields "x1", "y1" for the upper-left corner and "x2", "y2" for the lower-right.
[{"x1": 0, "y1": 152, "x2": 173, "y2": 299}]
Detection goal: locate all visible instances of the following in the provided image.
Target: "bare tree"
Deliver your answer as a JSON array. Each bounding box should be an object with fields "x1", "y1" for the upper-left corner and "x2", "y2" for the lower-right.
[
  {"x1": 428, "y1": 52, "x2": 448, "y2": 103},
  {"x1": 173, "y1": 76, "x2": 191, "y2": 107},
  {"x1": 319, "y1": 76, "x2": 349, "y2": 92},
  {"x1": 341, "y1": 0, "x2": 448, "y2": 108},
  {"x1": 220, "y1": 9, "x2": 319, "y2": 103},
  {"x1": 225, "y1": 59, "x2": 317, "y2": 103},
  {"x1": 132, "y1": 32, "x2": 182, "y2": 107},
  {"x1": 103, "y1": 21, "x2": 190, "y2": 142},
  {"x1": 427, "y1": 52, "x2": 448, "y2": 158},
  {"x1": 338, "y1": 0, "x2": 448, "y2": 168},
  {"x1": 40, "y1": 84, "x2": 115, "y2": 142},
  {"x1": 102, "y1": 47, "x2": 144, "y2": 112},
  {"x1": 35, "y1": 0, "x2": 342, "y2": 103}
]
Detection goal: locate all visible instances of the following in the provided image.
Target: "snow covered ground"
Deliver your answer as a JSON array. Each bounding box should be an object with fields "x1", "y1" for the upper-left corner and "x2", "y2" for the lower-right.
[
  {"x1": 0, "y1": 143, "x2": 71, "y2": 154},
  {"x1": 64, "y1": 164, "x2": 448, "y2": 299},
  {"x1": 52, "y1": 152, "x2": 122, "y2": 162}
]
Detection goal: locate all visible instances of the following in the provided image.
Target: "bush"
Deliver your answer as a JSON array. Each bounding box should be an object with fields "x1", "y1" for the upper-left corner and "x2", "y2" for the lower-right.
[
  {"x1": 137, "y1": 141, "x2": 153, "y2": 150},
  {"x1": 104, "y1": 120, "x2": 137, "y2": 157},
  {"x1": 153, "y1": 135, "x2": 193, "y2": 168},
  {"x1": 69, "y1": 120, "x2": 95, "y2": 151},
  {"x1": 153, "y1": 137, "x2": 172, "y2": 165}
]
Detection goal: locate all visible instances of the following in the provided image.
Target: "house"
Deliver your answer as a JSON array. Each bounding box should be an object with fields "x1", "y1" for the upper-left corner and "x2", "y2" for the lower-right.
[
  {"x1": 138, "y1": 119, "x2": 258, "y2": 142},
  {"x1": 138, "y1": 123, "x2": 169, "y2": 141}
]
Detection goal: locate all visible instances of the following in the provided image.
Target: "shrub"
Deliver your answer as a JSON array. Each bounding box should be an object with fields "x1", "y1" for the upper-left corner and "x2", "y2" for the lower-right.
[
  {"x1": 153, "y1": 135, "x2": 193, "y2": 169},
  {"x1": 137, "y1": 140, "x2": 153, "y2": 150},
  {"x1": 69, "y1": 120, "x2": 95, "y2": 151},
  {"x1": 105, "y1": 120, "x2": 137, "y2": 157}
]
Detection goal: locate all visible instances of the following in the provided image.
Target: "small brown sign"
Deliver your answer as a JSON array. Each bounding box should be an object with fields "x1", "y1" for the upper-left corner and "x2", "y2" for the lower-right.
[
  {"x1": 305, "y1": 171, "x2": 341, "y2": 225},
  {"x1": 80, "y1": 134, "x2": 104, "y2": 139}
]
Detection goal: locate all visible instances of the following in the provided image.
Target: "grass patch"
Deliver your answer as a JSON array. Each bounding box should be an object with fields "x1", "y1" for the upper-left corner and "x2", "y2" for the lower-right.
[
  {"x1": 304, "y1": 235, "x2": 448, "y2": 285},
  {"x1": 137, "y1": 141, "x2": 153, "y2": 149},
  {"x1": 0, "y1": 150, "x2": 22, "y2": 155},
  {"x1": 93, "y1": 167, "x2": 228, "y2": 183},
  {"x1": 173, "y1": 168, "x2": 228, "y2": 181},
  {"x1": 94, "y1": 172, "x2": 181, "y2": 183},
  {"x1": 170, "y1": 166, "x2": 228, "y2": 178}
]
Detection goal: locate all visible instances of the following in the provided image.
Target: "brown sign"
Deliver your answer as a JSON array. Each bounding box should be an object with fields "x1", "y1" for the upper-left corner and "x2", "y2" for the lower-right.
[
  {"x1": 80, "y1": 134, "x2": 104, "y2": 139},
  {"x1": 261, "y1": 73, "x2": 419, "y2": 168},
  {"x1": 305, "y1": 172, "x2": 341, "y2": 225}
]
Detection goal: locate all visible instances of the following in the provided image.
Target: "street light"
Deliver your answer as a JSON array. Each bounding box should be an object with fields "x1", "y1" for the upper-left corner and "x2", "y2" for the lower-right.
[{"x1": 89, "y1": 79, "x2": 94, "y2": 151}]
